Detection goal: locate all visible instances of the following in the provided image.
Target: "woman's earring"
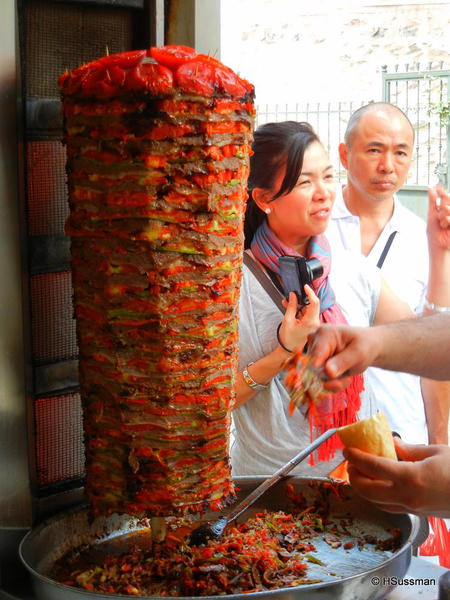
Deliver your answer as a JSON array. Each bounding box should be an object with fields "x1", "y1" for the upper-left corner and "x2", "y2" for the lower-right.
[{"x1": 265, "y1": 207, "x2": 271, "y2": 214}]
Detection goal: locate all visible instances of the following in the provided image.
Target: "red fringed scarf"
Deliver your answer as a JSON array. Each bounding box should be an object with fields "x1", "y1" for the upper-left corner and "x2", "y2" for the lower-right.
[{"x1": 251, "y1": 221, "x2": 364, "y2": 463}]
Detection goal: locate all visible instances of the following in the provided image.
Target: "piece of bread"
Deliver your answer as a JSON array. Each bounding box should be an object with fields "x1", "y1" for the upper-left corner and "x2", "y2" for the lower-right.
[{"x1": 337, "y1": 412, "x2": 398, "y2": 460}]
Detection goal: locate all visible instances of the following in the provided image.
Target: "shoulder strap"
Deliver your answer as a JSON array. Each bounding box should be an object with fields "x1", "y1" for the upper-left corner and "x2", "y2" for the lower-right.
[
  {"x1": 377, "y1": 230, "x2": 398, "y2": 269},
  {"x1": 243, "y1": 251, "x2": 285, "y2": 314}
]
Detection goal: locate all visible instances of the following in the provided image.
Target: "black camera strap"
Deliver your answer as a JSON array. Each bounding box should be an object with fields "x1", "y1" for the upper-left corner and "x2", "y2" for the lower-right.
[
  {"x1": 265, "y1": 267, "x2": 285, "y2": 296},
  {"x1": 376, "y1": 230, "x2": 398, "y2": 269},
  {"x1": 243, "y1": 251, "x2": 285, "y2": 314}
]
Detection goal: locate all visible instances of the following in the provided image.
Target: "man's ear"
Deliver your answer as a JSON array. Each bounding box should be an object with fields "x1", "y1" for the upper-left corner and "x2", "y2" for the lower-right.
[
  {"x1": 339, "y1": 142, "x2": 349, "y2": 170},
  {"x1": 252, "y1": 187, "x2": 272, "y2": 213}
]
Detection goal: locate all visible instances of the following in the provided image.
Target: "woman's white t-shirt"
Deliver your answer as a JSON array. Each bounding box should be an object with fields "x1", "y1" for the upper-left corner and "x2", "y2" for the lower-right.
[{"x1": 231, "y1": 247, "x2": 381, "y2": 477}]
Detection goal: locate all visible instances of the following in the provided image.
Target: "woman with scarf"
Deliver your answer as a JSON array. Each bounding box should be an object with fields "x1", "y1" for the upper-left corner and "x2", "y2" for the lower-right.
[{"x1": 231, "y1": 121, "x2": 416, "y2": 477}]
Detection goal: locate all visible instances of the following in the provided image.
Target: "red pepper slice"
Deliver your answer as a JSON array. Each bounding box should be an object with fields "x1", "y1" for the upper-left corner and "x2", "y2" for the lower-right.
[
  {"x1": 202, "y1": 121, "x2": 250, "y2": 135},
  {"x1": 74, "y1": 304, "x2": 105, "y2": 323},
  {"x1": 176, "y1": 60, "x2": 215, "y2": 97},
  {"x1": 149, "y1": 44, "x2": 197, "y2": 69},
  {"x1": 145, "y1": 123, "x2": 193, "y2": 140},
  {"x1": 213, "y1": 99, "x2": 243, "y2": 113},
  {"x1": 105, "y1": 191, "x2": 156, "y2": 207}
]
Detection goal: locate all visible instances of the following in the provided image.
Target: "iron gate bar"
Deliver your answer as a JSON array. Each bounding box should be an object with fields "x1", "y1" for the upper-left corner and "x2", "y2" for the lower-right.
[
  {"x1": 256, "y1": 100, "x2": 366, "y2": 182},
  {"x1": 382, "y1": 66, "x2": 450, "y2": 190}
]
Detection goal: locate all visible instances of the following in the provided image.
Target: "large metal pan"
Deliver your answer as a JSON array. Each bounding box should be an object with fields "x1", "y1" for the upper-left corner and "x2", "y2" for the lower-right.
[{"x1": 19, "y1": 477, "x2": 425, "y2": 600}]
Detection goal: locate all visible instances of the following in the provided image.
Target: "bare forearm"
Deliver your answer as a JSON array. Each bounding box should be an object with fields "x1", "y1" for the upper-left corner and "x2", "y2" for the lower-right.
[
  {"x1": 421, "y1": 378, "x2": 450, "y2": 444},
  {"x1": 425, "y1": 249, "x2": 450, "y2": 310},
  {"x1": 426, "y1": 185, "x2": 450, "y2": 309},
  {"x1": 355, "y1": 187, "x2": 450, "y2": 380},
  {"x1": 371, "y1": 314, "x2": 450, "y2": 379},
  {"x1": 234, "y1": 345, "x2": 291, "y2": 409}
]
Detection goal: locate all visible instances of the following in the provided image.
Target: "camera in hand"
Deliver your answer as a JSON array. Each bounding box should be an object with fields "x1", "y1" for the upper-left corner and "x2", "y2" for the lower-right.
[{"x1": 278, "y1": 255, "x2": 323, "y2": 307}]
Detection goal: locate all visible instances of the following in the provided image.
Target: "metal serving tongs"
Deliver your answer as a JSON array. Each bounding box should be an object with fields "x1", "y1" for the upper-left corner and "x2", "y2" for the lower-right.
[{"x1": 188, "y1": 427, "x2": 337, "y2": 546}]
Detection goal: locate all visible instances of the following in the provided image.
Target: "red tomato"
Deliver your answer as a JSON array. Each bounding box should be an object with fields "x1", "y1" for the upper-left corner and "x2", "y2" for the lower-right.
[
  {"x1": 80, "y1": 68, "x2": 102, "y2": 93},
  {"x1": 125, "y1": 62, "x2": 173, "y2": 94},
  {"x1": 106, "y1": 65, "x2": 126, "y2": 87},
  {"x1": 176, "y1": 60, "x2": 215, "y2": 97},
  {"x1": 195, "y1": 53, "x2": 227, "y2": 69},
  {"x1": 125, "y1": 65, "x2": 146, "y2": 90},
  {"x1": 239, "y1": 76, "x2": 254, "y2": 94},
  {"x1": 196, "y1": 54, "x2": 251, "y2": 96},
  {"x1": 141, "y1": 62, "x2": 174, "y2": 94},
  {"x1": 58, "y1": 71, "x2": 69, "y2": 89},
  {"x1": 215, "y1": 66, "x2": 246, "y2": 97},
  {"x1": 63, "y1": 73, "x2": 81, "y2": 95},
  {"x1": 81, "y1": 65, "x2": 125, "y2": 98},
  {"x1": 149, "y1": 45, "x2": 197, "y2": 69},
  {"x1": 81, "y1": 67, "x2": 117, "y2": 98},
  {"x1": 98, "y1": 49, "x2": 146, "y2": 69},
  {"x1": 63, "y1": 67, "x2": 89, "y2": 95}
]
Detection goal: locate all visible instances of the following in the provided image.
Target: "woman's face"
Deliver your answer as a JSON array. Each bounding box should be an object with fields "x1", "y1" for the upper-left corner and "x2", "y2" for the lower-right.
[{"x1": 264, "y1": 141, "x2": 335, "y2": 249}]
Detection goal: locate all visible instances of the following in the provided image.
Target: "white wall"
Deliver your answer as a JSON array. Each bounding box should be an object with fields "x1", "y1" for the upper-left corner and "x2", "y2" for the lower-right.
[{"x1": 220, "y1": 0, "x2": 450, "y2": 105}]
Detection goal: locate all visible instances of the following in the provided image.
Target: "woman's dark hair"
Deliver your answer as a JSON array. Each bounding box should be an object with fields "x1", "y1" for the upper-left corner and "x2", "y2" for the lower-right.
[{"x1": 244, "y1": 121, "x2": 321, "y2": 248}]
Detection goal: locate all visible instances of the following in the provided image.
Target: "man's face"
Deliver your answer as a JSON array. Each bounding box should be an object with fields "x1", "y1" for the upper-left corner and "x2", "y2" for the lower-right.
[{"x1": 340, "y1": 110, "x2": 414, "y2": 202}]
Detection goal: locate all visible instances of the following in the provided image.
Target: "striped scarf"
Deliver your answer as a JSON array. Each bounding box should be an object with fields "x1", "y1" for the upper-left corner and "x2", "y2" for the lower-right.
[{"x1": 251, "y1": 220, "x2": 364, "y2": 463}]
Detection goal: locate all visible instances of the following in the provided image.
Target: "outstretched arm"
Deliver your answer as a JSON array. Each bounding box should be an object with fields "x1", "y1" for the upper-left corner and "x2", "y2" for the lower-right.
[
  {"x1": 308, "y1": 187, "x2": 450, "y2": 385},
  {"x1": 307, "y1": 314, "x2": 450, "y2": 386},
  {"x1": 425, "y1": 184, "x2": 450, "y2": 308},
  {"x1": 343, "y1": 438, "x2": 450, "y2": 518},
  {"x1": 420, "y1": 184, "x2": 450, "y2": 443}
]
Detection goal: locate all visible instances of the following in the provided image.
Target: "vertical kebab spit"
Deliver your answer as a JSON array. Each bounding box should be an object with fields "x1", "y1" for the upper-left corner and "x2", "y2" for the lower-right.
[{"x1": 59, "y1": 46, "x2": 255, "y2": 517}]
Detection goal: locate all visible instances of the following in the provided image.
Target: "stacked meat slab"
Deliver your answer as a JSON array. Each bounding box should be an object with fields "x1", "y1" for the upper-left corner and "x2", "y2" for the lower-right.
[{"x1": 59, "y1": 46, "x2": 254, "y2": 516}]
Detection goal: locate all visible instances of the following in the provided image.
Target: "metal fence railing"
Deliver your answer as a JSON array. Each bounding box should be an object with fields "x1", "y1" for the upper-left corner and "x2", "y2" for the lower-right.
[
  {"x1": 255, "y1": 101, "x2": 368, "y2": 182},
  {"x1": 382, "y1": 64, "x2": 450, "y2": 189},
  {"x1": 255, "y1": 65, "x2": 450, "y2": 192}
]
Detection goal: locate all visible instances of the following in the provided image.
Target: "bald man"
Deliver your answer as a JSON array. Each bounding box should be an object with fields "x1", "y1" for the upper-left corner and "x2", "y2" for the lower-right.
[{"x1": 326, "y1": 102, "x2": 449, "y2": 446}]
